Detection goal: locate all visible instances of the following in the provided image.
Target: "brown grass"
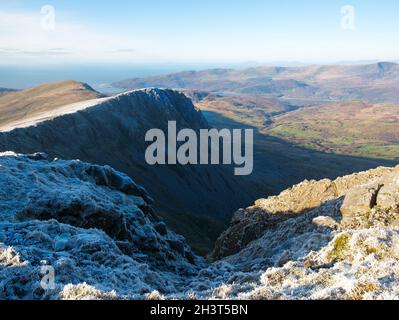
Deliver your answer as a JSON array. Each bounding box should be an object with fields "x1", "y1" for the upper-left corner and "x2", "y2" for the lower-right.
[{"x1": 0, "y1": 80, "x2": 104, "y2": 129}]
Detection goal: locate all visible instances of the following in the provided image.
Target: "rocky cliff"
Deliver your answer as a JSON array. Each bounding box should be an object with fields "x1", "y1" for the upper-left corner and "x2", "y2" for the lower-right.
[
  {"x1": 0, "y1": 88, "x2": 252, "y2": 253},
  {"x1": 2, "y1": 154, "x2": 399, "y2": 300},
  {"x1": 211, "y1": 166, "x2": 399, "y2": 260},
  {"x1": 203, "y1": 165, "x2": 399, "y2": 299}
]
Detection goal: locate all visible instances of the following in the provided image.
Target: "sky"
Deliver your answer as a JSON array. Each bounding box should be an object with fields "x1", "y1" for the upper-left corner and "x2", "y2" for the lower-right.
[{"x1": 1, "y1": 0, "x2": 399, "y2": 65}]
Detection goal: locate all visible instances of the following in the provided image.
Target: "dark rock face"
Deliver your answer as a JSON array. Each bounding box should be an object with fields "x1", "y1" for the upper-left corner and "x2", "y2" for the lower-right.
[
  {"x1": 210, "y1": 207, "x2": 296, "y2": 261},
  {"x1": 210, "y1": 178, "x2": 339, "y2": 260}
]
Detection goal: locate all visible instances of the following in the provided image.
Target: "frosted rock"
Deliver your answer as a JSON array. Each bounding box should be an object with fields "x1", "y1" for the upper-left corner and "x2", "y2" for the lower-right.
[
  {"x1": 2, "y1": 153, "x2": 399, "y2": 300},
  {"x1": 313, "y1": 216, "x2": 339, "y2": 229},
  {"x1": 0, "y1": 153, "x2": 202, "y2": 300}
]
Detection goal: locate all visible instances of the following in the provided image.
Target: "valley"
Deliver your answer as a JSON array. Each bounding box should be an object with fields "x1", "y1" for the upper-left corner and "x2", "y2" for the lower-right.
[
  {"x1": 196, "y1": 94, "x2": 399, "y2": 161},
  {"x1": 116, "y1": 62, "x2": 399, "y2": 164}
]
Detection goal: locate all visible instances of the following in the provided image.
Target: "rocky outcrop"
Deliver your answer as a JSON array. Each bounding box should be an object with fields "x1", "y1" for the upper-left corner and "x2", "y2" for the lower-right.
[
  {"x1": 0, "y1": 152, "x2": 202, "y2": 299},
  {"x1": 210, "y1": 166, "x2": 399, "y2": 260},
  {"x1": 193, "y1": 165, "x2": 399, "y2": 300}
]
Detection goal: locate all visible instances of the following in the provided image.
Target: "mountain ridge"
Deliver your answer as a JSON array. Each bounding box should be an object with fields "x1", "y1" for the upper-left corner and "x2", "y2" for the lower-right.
[
  {"x1": 0, "y1": 87, "x2": 252, "y2": 254},
  {"x1": 113, "y1": 62, "x2": 399, "y2": 103}
]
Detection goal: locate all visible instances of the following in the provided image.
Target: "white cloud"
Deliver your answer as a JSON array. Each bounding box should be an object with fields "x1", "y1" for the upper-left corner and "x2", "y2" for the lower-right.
[
  {"x1": 0, "y1": 10, "x2": 159, "y2": 64},
  {"x1": 1, "y1": 8, "x2": 397, "y2": 65}
]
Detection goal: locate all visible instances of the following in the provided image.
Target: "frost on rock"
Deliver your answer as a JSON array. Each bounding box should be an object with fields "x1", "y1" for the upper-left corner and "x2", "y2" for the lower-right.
[
  {"x1": 203, "y1": 165, "x2": 399, "y2": 300},
  {"x1": 2, "y1": 152, "x2": 399, "y2": 300},
  {"x1": 0, "y1": 152, "x2": 202, "y2": 300}
]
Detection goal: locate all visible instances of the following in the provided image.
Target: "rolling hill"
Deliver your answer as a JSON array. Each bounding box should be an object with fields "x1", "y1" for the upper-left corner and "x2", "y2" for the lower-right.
[
  {"x1": 0, "y1": 80, "x2": 105, "y2": 130},
  {"x1": 117, "y1": 63, "x2": 399, "y2": 162},
  {"x1": 267, "y1": 101, "x2": 399, "y2": 160},
  {"x1": 114, "y1": 62, "x2": 399, "y2": 103}
]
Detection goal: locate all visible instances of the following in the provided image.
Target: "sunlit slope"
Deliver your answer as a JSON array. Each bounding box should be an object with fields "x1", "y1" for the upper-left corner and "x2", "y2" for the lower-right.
[{"x1": 0, "y1": 80, "x2": 105, "y2": 130}]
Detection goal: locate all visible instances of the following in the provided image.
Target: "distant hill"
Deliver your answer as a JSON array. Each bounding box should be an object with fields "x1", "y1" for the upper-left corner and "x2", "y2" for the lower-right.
[
  {"x1": 0, "y1": 88, "x2": 17, "y2": 97},
  {"x1": 113, "y1": 62, "x2": 399, "y2": 103},
  {"x1": 0, "y1": 80, "x2": 105, "y2": 130},
  {"x1": 117, "y1": 62, "x2": 399, "y2": 162}
]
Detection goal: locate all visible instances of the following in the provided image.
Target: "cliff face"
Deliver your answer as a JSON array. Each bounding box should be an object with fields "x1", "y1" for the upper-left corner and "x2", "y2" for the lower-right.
[
  {"x1": 2, "y1": 154, "x2": 399, "y2": 300},
  {"x1": 0, "y1": 88, "x2": 252, "y2": 253}
]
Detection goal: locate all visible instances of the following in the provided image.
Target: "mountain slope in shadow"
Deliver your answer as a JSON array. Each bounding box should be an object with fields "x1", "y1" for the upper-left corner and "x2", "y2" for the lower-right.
[{"x1": 0, "y1": 86, "x2": 252, "y2": 254}]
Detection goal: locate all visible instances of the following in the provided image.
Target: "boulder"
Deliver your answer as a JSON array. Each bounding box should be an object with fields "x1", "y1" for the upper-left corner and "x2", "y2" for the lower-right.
[{"x1": 340, "y1": 182, "x2": 383, "y2": 227}]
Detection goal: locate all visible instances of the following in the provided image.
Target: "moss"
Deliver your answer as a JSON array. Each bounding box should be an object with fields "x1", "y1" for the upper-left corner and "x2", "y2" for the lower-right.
[
  {"x1": 349, "y1": 281, "x2": 380, "y2": 300},
  {"x1": 365, "y1": 246, "x2": 378, "y2": 255},
  {"x1": 327, "y1": 233, "x2": 351, "y2": 262},
  {"x1": 263, "y1": 270, "x2": 286, "y2": 286}
]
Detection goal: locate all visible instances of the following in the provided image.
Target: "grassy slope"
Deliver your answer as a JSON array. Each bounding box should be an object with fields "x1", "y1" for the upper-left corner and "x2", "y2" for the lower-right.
[
  {"x1": 0, "y1": 80, "x2": 104, "y2": 129},
  {"x1": 197, "y1": 95, "x2": 399, "y2": 161},
  {"x1": 267, "y1": 101, "x2": 399, "y2": 160},
  {"x1": 201, "y1": 109, "x2": 394, "y2": 201}
]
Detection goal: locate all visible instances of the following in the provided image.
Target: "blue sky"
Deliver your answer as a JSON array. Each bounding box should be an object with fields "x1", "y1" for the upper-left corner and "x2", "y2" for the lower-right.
[{"x1": 1, "y1": 0, "x2": 399, "y2": 65}]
